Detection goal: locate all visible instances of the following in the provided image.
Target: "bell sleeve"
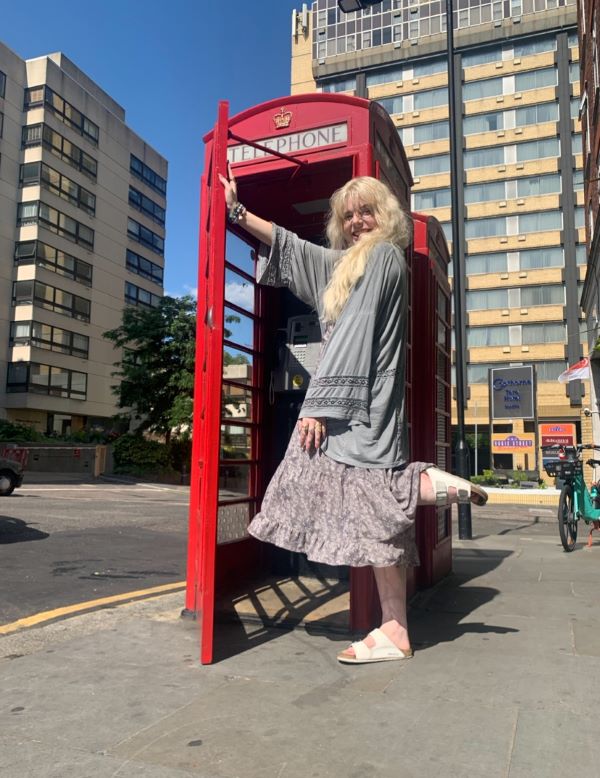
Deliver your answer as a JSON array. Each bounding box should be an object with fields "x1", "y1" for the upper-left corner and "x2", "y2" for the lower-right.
[{"x1": 256, "y1": 223, "x2": 341, "y2": 314}]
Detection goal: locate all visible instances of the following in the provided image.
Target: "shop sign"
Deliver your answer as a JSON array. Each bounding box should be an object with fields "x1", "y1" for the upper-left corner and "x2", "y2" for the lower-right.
[
  {"x1": 491, "y1": 434, "x2": 536, "y2": 453},
  {"x1": 539, "y1": 422, "x2": 576, "y2": 447},
  {"x1": 489, "y1": 365, "x2": 535, "y2": 419},
  {"x1": 227, "y1": 122, "x2": 348, "y2": 163}
]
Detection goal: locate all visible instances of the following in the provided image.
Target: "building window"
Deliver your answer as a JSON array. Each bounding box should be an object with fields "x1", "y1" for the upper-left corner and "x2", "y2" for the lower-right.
[
  {"x1": 7, "y1": 361, "x2": 87, "y2": 399},
  {"x1": 20, "y1": 161, "x2": 96, "y2": 216},
  {"x1": 22, "y1": 124, "x2": 97, "y2": 180},
  {"x1": 0, "y1": 112, "x2": 4, "y2": 138},
  {"x1": 17, "y1": 201, "x2": 94, "y2": 250},
  {"x1": 127, "y1": 218, "x2": 164, "y2": 255},
  {"x1": 465, "y1": 181, "x2": 506, "y2": 204},
  {"x1": 321, "y1": 75, "x2": 357, "y2": 92},
  {"x1": 128, "y1": 187, "x2": 166, "y2": 226},
  {"x1": 521, "y1": 322, "x2": 566, "y2": 344},
  {"x1": 412, "y1": 188, "x2": 451, "y2": 209},
  {"x1": 125, "y1": 281, "x2": 161, "y2": 308},
  {"x1": 462, "y1": 45, "x2": 503, "y2": 68},
  {"x1": 515, "y1": 137, "x2": 560, "y2": 161},
  {"x1": 465, "y1": 216, "x2": 508, "y2": 239},
  {"x1": 126, "y1": 249, "x2": 164, "y2": 286},
  {"x1": 0, "y1": 70, "x2": 6, "y2": 99},
  {"x1": 466, "y1": 289, "x2": 510, "y2": 310},
  {"x1": 10, "y1": 321, "x2": 89, "y2": 358},
  {"x1": 518, "y1": 211, "x2": 562, "y2": 232},
  {"x1": 569, "y1": 61, "x2": 581, "y2": 84},
  {"x1": 14, "y1": 240, "x2": 92, "y2": 287},
  {"x1": 463, "y1": 111, "x2": 505, "y2": 134},
  {"x1": 411, "y1": 154, "x2": 450, "y2": 176},
  {"x1": 515, "y1": 101, "x2": 559, "y2": 126},
  {"x1": 467, "y1": 325, "x2": 510, "y2": 347},
  {"x1": 130, "y1": 155, "x2": 167, "y2": 197},
  {"x1": 24, "y1": 86, "x2": 99, "y2": 146},
  {"x1": 519, "y1": 247, "x2": 564, "y2": 268},
  {"x1": 520, "y1": 284, "x2": 565, "y2": 306},
  {"x1": 514, "y1": 67, "x2": 557, "y2": 91},
  {"x1": 464, "y1": 146, "x2": 505, "y2": 168},
  {"x1": 516, "y1": 173, "x2": 561, "y2": 197},
  {"x1": 513, "y1": 35, "x2": 557, "y2": 57},
  {"x1": 463, "y1": 76, "x2": 504, "y2": 101},
  {"x1": 413, "y1": 87, "x2": 448, "y2": 110},
  {"x1": 465, "y1": 252, "x2": 509, "y2": 274},
  {"x1": 12, "y1": 280, "x2": 91, "y2": 322},
  {"x1": 412, "y1": 121, "x2": 449, "y2": 143}
]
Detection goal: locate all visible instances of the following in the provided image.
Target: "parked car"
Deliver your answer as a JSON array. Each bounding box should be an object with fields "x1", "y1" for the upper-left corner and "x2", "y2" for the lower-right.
[{"x1": 0, "y1": 457, "x2": 25, "y2": 495}]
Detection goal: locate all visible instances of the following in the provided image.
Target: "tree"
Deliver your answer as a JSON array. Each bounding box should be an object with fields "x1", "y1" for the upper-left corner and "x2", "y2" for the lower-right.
[{"x1": 104, "y1": 296, "x2": 196, "y2": 442}]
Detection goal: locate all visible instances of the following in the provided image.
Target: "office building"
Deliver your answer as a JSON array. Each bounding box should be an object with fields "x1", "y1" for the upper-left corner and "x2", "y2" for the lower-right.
[
  {"x1": 0, "y1": 43, "x2": 166, "y2": 435},
  {"x1": 291, "y1": 0, "x2": 586, "y2": 472},
  {"x1": 579, "y1": 1, "x2": 600, "y2": 446}
]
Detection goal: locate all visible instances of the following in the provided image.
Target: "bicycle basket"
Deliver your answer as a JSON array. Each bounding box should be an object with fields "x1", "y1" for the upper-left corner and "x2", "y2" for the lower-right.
[
  {"x1": 555, "y1": 459, "x2": 581, "y2": 479},
  {"x1": 543, "y1": 460, "x2": 560, "y2": 477}
]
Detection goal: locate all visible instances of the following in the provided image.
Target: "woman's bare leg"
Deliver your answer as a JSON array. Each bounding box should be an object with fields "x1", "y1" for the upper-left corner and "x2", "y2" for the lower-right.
[{"x1": 338, "y1": 565, "x2": 411, "y2": 659}]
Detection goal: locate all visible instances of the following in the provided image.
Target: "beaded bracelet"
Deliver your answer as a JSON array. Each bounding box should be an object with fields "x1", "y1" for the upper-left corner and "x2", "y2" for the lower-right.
[{"x1": 228, "y1": 202, "x2": 247, "y2": 224}]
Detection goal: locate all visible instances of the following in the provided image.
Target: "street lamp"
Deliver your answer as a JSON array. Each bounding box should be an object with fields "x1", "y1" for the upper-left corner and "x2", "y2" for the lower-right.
[{"x1": 338, "y1": 0, "x2": 381, "y2": 12}]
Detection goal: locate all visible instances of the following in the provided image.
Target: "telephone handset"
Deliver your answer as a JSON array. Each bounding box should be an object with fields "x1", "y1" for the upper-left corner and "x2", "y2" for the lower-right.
[{"x1": 272, "y1": 314, "x2": 322, "y2": 393}]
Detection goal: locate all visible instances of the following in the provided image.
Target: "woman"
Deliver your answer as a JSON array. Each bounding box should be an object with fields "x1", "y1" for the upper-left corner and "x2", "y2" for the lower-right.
[{"x1": 219, "y1": 168, "x2": 487, "y2": 664}]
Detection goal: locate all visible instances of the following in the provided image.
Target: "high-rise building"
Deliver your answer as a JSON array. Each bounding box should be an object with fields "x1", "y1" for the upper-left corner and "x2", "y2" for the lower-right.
[
  {"x1": 579, "y1": 1, "x2": 600, "y2": 444},
  {"x1": 291, "y1": 0, "x2": 586, "y2": 472},
  {"x1": 0, "y1": 43, "x2": 167, "y2": 436}
]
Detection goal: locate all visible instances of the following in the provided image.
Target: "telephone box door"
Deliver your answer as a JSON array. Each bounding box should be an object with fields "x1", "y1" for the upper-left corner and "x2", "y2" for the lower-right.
[{"x1": 186, "y1": 101, "x2": 265, "y2": 664}]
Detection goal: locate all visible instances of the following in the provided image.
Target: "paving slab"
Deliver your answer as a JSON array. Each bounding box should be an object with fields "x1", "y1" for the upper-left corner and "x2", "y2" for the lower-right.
[{"x1": 2, "y1": 518, "x2": 600, "y2": 777}]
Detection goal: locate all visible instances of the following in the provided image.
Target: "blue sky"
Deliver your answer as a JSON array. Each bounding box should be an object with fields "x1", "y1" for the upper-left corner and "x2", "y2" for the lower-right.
[{"x1": 2, "y1": 0, "x2": 303, "y2": 297}]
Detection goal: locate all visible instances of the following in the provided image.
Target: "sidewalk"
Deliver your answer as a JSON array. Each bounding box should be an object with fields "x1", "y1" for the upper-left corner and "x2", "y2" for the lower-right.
[{"x1": 1, "y1": 512, "x2": 599, "y2": 777}]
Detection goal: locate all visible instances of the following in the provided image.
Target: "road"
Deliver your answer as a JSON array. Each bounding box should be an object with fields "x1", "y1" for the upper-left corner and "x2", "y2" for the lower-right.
[
  {"x1": 0, "y1": 476, "x2": 564, "y2": 631},
  {"x1": 0, "y1": 479, "x2": 190, "y2": 627}
]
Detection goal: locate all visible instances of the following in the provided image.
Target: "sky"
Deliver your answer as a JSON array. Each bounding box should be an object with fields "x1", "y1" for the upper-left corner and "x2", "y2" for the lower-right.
[{"x1": 2, "y1": 0, "x2": 303, "y2": 297}]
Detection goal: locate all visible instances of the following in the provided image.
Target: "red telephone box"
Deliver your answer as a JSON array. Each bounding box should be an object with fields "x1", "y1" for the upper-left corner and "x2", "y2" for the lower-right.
[
  {"x1": 411, "y1": 213, "x2": 453, "y2": 587},
  {"x1": 186, "y1": 94, "x2": 451, "y2": 664}
]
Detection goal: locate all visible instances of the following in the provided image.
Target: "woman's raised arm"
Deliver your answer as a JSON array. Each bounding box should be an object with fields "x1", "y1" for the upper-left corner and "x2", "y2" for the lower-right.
[{"x1": 219, "y1": 164, "x2": 273, "y2": 246}]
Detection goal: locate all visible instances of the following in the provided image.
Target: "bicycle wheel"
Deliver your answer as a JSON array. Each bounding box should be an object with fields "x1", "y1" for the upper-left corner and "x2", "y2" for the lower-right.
[{"x1": 558, "y1": 484, "x2": 577, "y2": 552}]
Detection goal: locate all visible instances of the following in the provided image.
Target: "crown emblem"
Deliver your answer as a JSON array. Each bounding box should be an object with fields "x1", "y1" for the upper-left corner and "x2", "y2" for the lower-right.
[{"x1": 273, "y1": 107, "x2": 292, "y2": 129}]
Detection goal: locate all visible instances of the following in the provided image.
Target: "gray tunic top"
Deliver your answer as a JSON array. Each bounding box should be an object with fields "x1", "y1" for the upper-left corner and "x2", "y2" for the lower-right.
[{"x1": 257, "y1": 224, "x2": 409, "y2": 469}]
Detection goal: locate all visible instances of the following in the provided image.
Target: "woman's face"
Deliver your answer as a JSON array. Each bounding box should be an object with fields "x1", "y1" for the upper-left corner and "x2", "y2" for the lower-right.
[{"x1": 341, "y1": 198, "x2": 378, "y2": 245}]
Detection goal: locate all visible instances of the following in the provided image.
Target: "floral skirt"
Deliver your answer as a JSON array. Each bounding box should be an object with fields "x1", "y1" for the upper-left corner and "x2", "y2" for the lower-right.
[{"x1": 248, "y1": 431, "x2": 432, "y2": 568}]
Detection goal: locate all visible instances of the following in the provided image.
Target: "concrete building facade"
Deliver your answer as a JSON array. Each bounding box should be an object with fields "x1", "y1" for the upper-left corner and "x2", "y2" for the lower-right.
[
  {"x1": 0, "y1": 43, "x2": 166, "y2": 435},
  {"x1": 291, "y1": 0, "x2": 588, "y2": 473},
  {"x1": 579, "y1": 0, "x2": 600, "y2": 447}
]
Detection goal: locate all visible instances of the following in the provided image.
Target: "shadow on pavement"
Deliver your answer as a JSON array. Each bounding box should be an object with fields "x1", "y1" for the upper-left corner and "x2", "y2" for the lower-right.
[
  {"x1": 0, "y1": 516, "x2": 49, "y2": 544},
  {"x1": 407, "y1": 546, "x2": 518, "y2": 650},
  {"x1": 211, "y1": 574, "x2": 348, "y2": 662}
]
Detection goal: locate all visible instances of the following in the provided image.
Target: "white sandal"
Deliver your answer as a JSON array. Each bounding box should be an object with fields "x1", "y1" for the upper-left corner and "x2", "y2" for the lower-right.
[
  {"x1": 425, "y1": 467, "x2": 488, "y2": 507},
  {"x1": 337, "y1": 628, "x2": 414, "y2": 664}
]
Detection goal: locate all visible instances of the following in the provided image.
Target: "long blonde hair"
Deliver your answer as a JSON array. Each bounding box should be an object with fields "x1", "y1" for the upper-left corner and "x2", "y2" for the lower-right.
[{"x1": 322, "y1": 177, "x2": 412, "y2": 322}]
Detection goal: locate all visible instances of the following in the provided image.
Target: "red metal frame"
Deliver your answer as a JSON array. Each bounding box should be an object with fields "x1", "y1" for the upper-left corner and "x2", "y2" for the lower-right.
[
  {"x1": 411, "y1": 213, "x2": 453, "y2": 586},
  {"x1": 188, "y1": 94, "x2": 452, "y2": 663}
]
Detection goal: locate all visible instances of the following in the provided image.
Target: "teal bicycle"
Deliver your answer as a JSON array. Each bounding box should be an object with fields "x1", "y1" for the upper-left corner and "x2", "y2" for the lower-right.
[{"x1": 542, "y1": 444, "x2": 600, "y2": 552}]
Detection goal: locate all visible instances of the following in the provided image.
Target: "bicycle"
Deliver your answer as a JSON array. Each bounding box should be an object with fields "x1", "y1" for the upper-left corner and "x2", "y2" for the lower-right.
[{"x1": 542, "y1": 444, "x2": 600, "y2": 552}]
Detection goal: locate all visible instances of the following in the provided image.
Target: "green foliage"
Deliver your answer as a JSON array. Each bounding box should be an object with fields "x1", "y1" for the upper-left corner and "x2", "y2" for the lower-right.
[
  {"x1": 470, "y1": 474, "x2": 487, "y2": 485},
  {"x1": 511, "y1": 469, "x2": 528, "y2": 486},
  {"x1": 112, "y1": 434, "x2": 171, "y2": 474},
  {"x1": 481, "y1": 469, "x2": 500, "y2": 486},
  {"x1": 104, "y1": 295, "x2": 196, "y2": 441},
  {"x1": 0, "y1": 420, "x2": 44, "y2": 442}
]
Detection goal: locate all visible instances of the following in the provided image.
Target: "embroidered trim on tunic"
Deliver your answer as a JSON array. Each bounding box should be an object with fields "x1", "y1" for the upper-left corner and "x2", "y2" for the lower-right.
[
  {"x1": 310, "y1": 375, "x2": 370, "y2": 388},
  {"x1": 301, "y1": 396, "x2": 369, "y2": 412},
  {"x1": 376, "y1": 368, "x2": 397, "y2": 379}
]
